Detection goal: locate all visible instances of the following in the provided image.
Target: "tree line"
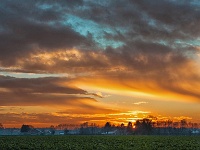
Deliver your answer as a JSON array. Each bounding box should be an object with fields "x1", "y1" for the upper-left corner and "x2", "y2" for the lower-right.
[{"x1": 1, "y1": 118, "x2": 200, "y2": 135}]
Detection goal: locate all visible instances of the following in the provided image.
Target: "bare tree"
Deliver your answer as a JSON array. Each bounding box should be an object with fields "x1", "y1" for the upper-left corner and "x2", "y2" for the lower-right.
[
  {"x1": 104, "y1": 122, "x2": 111, "y2": 134},
  {"x1": 0, "y1": 123, "x2": 4, "y2": 129},
  {"x1": 126, "y1": 122, "x2": 133, "y2": 134},
  {"x1": 135, "y1": 118, "x2": 152, "y2": 135}
]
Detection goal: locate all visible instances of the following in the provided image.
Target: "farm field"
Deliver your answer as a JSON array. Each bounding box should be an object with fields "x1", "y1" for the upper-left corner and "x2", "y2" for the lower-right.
[{"x1": 0, "y1": 135, "x2": 200, "y2": 150}]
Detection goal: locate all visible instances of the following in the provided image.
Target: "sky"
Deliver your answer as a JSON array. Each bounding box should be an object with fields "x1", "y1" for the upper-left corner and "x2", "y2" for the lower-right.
[{"x1": 0, "y1": 0, "x2": 200, "y2": 128}]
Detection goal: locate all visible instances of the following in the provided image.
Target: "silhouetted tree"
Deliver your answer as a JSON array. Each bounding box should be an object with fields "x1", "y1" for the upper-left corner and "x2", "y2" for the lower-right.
[
  {"x1": 104, "y1": 122, "x2": 111, "y2": 134},
  {"x1": 167, "y1": 120, "x2": 173, "y2": 128},
  {"x1": 50, "y1": 125, "x2": 55, "y2": 135},
  {"x1": 20, "y1": 124, "x2": 33, "y2": 133},
  {"x1": 0, "y1": 123, "x2": 3, "y2": 129},
  {"x1": 126, "y1": 122, "x2": 133, "y2": 134},
  {"x1": 180, "y1": 119, "x2": 187, "y2": 128},
  {"x1": 90, "y1": 123, "x2": 98, "y2": 134},
  {"x1": 118, "y1": 123, "x2": 125, "y2": 135},
  {"x1": 80, "y1": 122, "x2": 90, "y2": 134},
  {"x1": 135, "y1": 118, "x2": 152, "y2": 135},
  {"x1": 64, "y1": 128, "x2": 69, "y2": 135}
]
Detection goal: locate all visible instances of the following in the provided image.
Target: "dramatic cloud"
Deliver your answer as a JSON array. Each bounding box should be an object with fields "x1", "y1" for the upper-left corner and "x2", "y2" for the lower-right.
[
  {"x1": 0, "y1": 0, "x2": 95, "y2": 66},
  {"x1": 0, "y1": 0, "x2": 200, "y2": 126},
  {"x1": 0, "y1": 75, "x2": 99, "y2": 106}
]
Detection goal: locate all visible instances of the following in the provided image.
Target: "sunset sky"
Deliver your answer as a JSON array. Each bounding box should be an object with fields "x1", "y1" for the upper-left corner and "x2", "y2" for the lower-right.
[{"x1": 0, "y1": 0, "x2": 200, "y2": 128}]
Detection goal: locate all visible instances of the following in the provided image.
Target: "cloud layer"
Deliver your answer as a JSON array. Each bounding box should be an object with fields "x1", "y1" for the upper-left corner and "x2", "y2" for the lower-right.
[
  {"x1": 1, "y1": 0, "x2": 200, "y2": 100},
  {"x1": 0, "y1": 0, "x2": 200, "y2": 126},
  {"x1": 0, "y1": 75, "x2": 97, "y2": 107}
]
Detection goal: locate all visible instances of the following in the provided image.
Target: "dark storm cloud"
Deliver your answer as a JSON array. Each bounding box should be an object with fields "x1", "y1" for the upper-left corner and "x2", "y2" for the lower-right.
[
  {"x1": 0, "y1": 0, "x2": 200, "y2": 101},
  {"x1": 0, "y1": 0, "x2": 94, "y2": 66},
  {"x1": 0, "y1": 75, "x2": 86, "y2": 94},
  {"x1": 80, "y1": 0, "x2": 200, "y2": 40},
  {"x1": 0, "y1": 75, "x2": 99, "y2": 106},
  {"x1": 1, "y1": 0, "x2": 199, "y2": 67},
  {"x1": 8, "y1": 40, "x2": 187, "y2": 74},
  {"x1": 134, "y1": 0, "x2": 200, "y2": 34},
  {"x1": 0, "y1": 92, "x2": 95, "y2": 106}
]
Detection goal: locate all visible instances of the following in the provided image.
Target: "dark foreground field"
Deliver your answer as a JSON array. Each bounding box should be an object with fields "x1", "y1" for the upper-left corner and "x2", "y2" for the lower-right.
[{"x1": 0, "y1": 135, "x2": 200, "y2": 150}]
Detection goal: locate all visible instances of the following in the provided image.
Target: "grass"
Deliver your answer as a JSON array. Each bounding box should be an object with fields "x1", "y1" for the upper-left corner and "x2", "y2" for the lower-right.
[{"x1": 0, "y1": 135, "x2": 200, "y2": 150}]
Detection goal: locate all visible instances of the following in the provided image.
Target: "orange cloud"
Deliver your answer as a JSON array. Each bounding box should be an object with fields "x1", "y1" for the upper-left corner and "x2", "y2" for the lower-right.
[
  {"x1": 0, "y1": 110, "x2": 151, "y2": 128},
  {"x1": 72, "y1": 71, "x2": 200, "y2": 103},
  {"x1": 1, "y1": 0, "x2": 200, "y2": 128},
  {"x1": 133, "y1": 101, "x2": 148, "y2": 105},
  {"x1": 5, "y1": 48, "x2": 198, "y2": 103}
]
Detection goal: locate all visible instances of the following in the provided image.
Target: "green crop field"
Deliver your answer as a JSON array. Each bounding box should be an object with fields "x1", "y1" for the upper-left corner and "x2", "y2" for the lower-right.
[{"x1": 0, "y1": 135, "x2": 200, "y2": 150}]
